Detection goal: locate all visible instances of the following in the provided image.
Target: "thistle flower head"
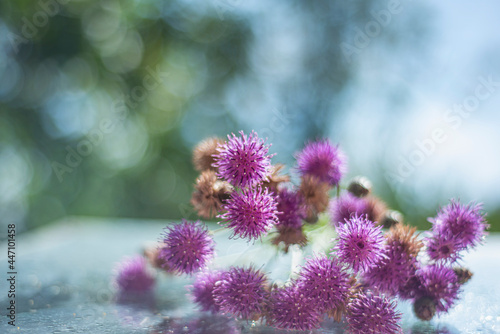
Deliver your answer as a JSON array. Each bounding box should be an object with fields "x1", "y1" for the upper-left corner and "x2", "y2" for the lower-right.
[
  {"x1": 346, "y1": 292, "x2": 402, "y2": 334},
  {"x1": 190, "y1": 270, "x2": 224, "y2": 313},
  {"x1": 193, "y1": 137, "x2": 225, "y2": 172},
  {"x1": 362, "y1": 225, "x2": 422, "y2": 296},
  {"x1": 333, "y1": 215, "x2": 386, "y2": 273},
  {"x1": 213, "y1": 130, "x2": 274, "y2": 188},
  {"x1": 114, "y1": 255, "x2": 155, "y2": 292},
  {"x1": 296, "y1": 139, "x2": 347, "y2": 186},
  {"x1": 299, "y1": 175, "x2": 330, "y2": 222},
  {"x1": 425, "y1": 232, "x2": 463, "y2": 263},
  {"x1": 296, "y1": 255, "x2": 351, "y2": 313},
  {"x1": 268, "y1": 284, "x2": 321, "y2": 331},
  {"x1": 276, "y1": 187, "x2": 306, "y2": 229},
  {"x1": 191, "y1": 170, "x2": 233, "y2": 219},
  {"x1": 213, "y1": 266, "x2": 269, "y2": 320},
  {"x1": 159, "y1": 220, "x2": 215, "y2": 275},
  {"x1": 218, "y1": 186, "x2": 279, "y2": 241},
  {"x1": 429, "y1": 200, "x2": 488, "y2": 251},
  {"x1": 416, "y1": 264, "x2": 461, "y2": 314}
]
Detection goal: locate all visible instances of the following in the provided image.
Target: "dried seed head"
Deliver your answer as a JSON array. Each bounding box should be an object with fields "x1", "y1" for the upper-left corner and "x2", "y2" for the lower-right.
[
  {"x1": 453, "y1": 267, "x2": 473, "y2": 285},
  {"x1": 347, "y1": 176, "x2": 372, "y2": 197},
  {"x1": 379, "y1": 210, "x2": 404, "y2": 229},
  {"x1": 299, "y1": 175, "x2": 330, "y2": 222},
  {"x1": 365, "y1": 195, "x2": 387, "y2": 223},
  {"x1": 191, "y1": 170, "x2": 233, "y2": 219},
  {"x1": 143, "y1": 243, "x2": 168, "y2": 270},
  {"x1": 263, "y1": 164, "x2": 290, "y2": 190},
  {"x1": 192, "y1": 137, "x2": 225, "y2": 172},
  {"x1": 413, "y1": 296, "x2": 436, "y2": 321},
  {"x1": 386, "y1": 224, "x2": 423, "y2": 259}
]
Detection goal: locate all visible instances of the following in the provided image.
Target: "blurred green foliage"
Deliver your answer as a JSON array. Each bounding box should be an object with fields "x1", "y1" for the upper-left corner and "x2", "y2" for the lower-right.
[{"x1": 0, "y1": 0, "x2": 498, "y2": 232}]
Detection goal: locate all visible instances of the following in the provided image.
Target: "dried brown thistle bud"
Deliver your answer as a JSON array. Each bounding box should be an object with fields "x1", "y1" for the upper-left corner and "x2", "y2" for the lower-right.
[
  {"x1": 365, "y1": 195, "x2": 387, "y2": 223},
  {"x1": 192, "y1": 137, "x2": 224, "y2": 172},
  {"x1": 386, "y1": 224, "x2": 423, "y2": 258},
  {"x1": 271, "y1": 227, "x2": 308, "y2": 253},
  {"x1": 413, "y1": 296, "x2": 436, "y2": 321},
  {"x1": 299, "y1": 175, "x2": 330, "y2": 223},
  {"x1": 453, "y1": 267, "x2": 473, "y2": 285},
  {"x1": 379, "y1": 210, "x2": 404, "y2": 229},
  {"x1": 190, "y1": 170, "x2": 233, "y2": 218},
  {"x1": 143, "y1": 243, "x2": 168, "y2": 270},
  {"x1": 347, "y1": 176, "x2": 372, "y2": 197},
  {"x1": 262, "y1": 164, "x2": 290, "y2": 191}
]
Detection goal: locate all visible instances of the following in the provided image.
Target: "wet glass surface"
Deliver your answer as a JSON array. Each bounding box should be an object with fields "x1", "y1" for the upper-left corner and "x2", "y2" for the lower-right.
[{"x1": 1, "y1": 218, "x2": 499, "y2": 333}]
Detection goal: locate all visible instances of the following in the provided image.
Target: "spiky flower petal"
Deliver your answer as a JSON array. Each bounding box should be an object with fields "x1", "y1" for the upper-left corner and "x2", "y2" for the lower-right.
[
  {"x1": 190, "y1": 270, "x2": 223, "y2": 313},
  {"x1": 218, "y1": 186, "x2": 279, "y2": 241},
  {"x1": 296, "y1": 255, "x2": 351, "y2": 313},
  {"x1": 213, "y1": 130, "x2": 274, "y2": 188},
  {"x1": 333, "y1": 215, "x2": 386, "y2": 273},
  {"x1": 346, "y1": 293, "x2": 402, "y2": 334},
  {"x1": 296, "y1": 139, "x2": 347, "y2": 186},
  {"x1": 213, "y1": 266, "x2": 269, "y2": 319},
  {"x1": 159, "y1": 220, "x2": 215, "y2": 275},
  {"x1": 114, "y1": 255, "x2": 155, "y2": 292},
  {"x1": 268, "y1": 284, "x2": 321, "y2": 331}
]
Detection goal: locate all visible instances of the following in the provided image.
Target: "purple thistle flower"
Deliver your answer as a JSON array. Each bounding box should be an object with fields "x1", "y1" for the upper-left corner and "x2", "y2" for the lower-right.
[
  {"x1": 114, "y1": 255, "x2": 155, "y2": 292},
  {"x1": 363, "y1": 225, "x2": 422, "y2": 296},
  {"x1": 296, "y1": 255, "x2": 351, "y2": 313},
  {"x1": 213, "y1": 130, "x2": 274, "y2": 188},
  {"x1": 159, "y1": 220, "x2": 215, "y2": 275},
  {"x1": 190, "y1": 270, "x2": 224, "y2": 313},
  {"x1": 276, "y1": 188, "x2": 306, "y2": 230},
  {"x1": 416, "y1": 264, "x2": 461, "y2": 314},
  {"x1": 333, "y1": 215, "x2": 386, "y2": 273},
  {"x1": 330, "y1": 193, "x2": 368, "y2": 226},
  {"x1": 362, "y1": 251, "x2": 417, "y2": 297},
  {"x1": 213, "y1": 266, "x2": 269, "y2": 320},
  {"x1": 218, "y1": 186, "x2": 279, "y2": 241},
  {"x1": 398, "y1": 271, "x2": 423, "y2": 301},
  {"x1": 268, "y1": 284, "x2": 321, "y2": 331},
  {"x1": 429, "y1": 200, "x2": 488, "y2": 251},
  {"x1": 346, "y1": 292, "x2": 402, "y2": 334},
  {"x1": 425, "y1": 233, "x2": 463, "y2": 263},
  {"x1": 296, "y1": 139, "x2": 347, "y2": 186}
]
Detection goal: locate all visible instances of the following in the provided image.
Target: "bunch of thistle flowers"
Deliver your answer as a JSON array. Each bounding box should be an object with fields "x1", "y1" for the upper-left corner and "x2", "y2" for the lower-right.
[{"x1": 112, "y1": 130, "x2": 488, "y2": 333}]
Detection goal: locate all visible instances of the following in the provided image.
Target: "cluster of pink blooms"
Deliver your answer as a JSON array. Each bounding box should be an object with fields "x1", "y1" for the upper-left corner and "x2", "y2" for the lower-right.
[{"x1": 113, "y1": 130, "x2": 488, "y2": 333}]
